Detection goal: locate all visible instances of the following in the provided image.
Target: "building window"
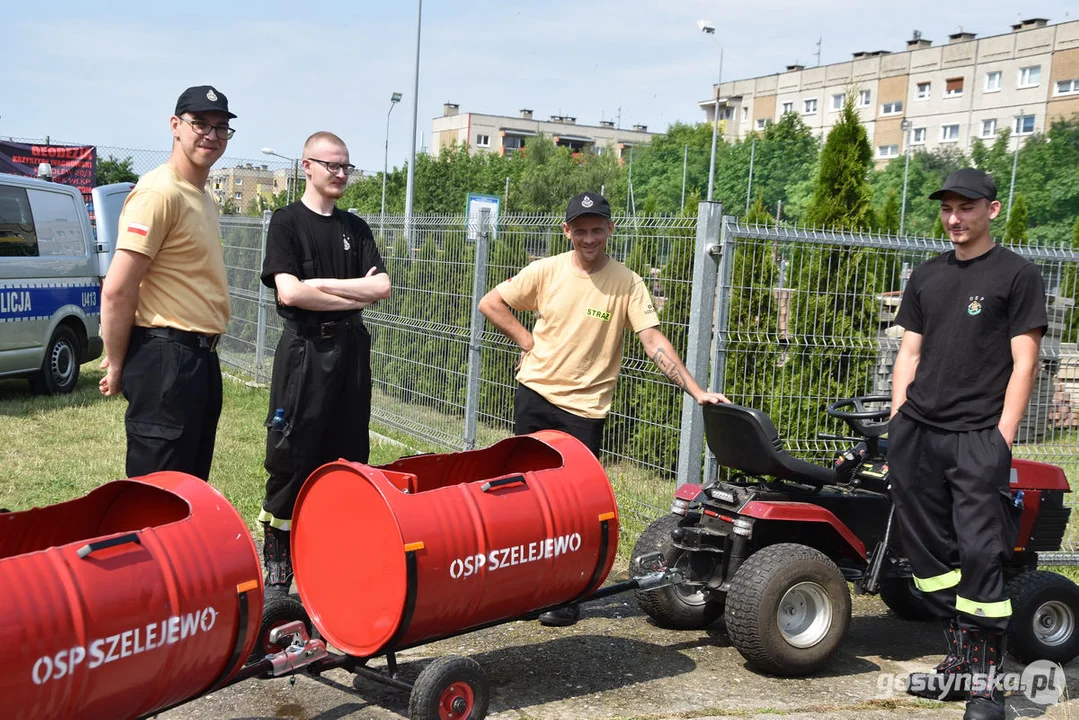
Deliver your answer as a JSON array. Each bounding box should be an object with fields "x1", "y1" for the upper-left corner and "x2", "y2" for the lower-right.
[
  {"x1": 803, "y1": 98, "x2": 818, "y2": 114},
  {"x1": 1055, "y1": 79, "x2": 1079, "y2": 95},
  {"x1": 756, "y1": 118, "x2": 770, "y2": 130},
  {"x1": 782, "y1": 101, "x2": 794, "y2": 114},
  {"x1": 945, "y1": 77, "x2": 964, "y2": 97},
  {"x1": 503, "y1": 136, "x2": 526, "y2": 153},
  {"x1": 1015, "y1": 114, "x2": 1035, "y2": 135},
  {"x1": 234, "y1": 192, "x2": 242, "y2": 201},
  {"x1": 981, "y1": 118, "x2": 997, "y2": 138},
  {"x1": 881, "y1": 101, "x2": 903, "y2": 115},
  {"x1": 858, "y1": 89, "x2": 871, "y2": 107},
  {"x1": 912, "y1": 127, "x2": 927, "y2": 144},
  {"x1": 742, "y1": 106, "x2": 749, "y2": 121},
  {"x1": 877, "y1": 144, "x2": 899, "y2": 158},
  {"x1": 916, "y1": 82, "x2": 931, "y2": 99},
  {"x1": 234, "y1": 178, "x2": 242, "y2": 185},
  {"x1": 985, "y1": 71, "x2": 1002, "y2": 92},
  {"x1": 941, "y1": 124, "x2": 960, "y2": 142},
  {"x1": 1018, "y1": 65, "x2": 1041, "y2": 88},
  {"x1": 832, "y1": 93, "x2": 844, "y2": 110},
  {"x1": 476, "y1": 134, "x2": 490, "y2": 147}
]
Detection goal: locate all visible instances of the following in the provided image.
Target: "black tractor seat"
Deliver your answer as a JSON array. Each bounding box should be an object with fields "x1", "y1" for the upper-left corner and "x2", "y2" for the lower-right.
[{"x1": 703, "y1": 403, "x2": 836, "y2": 488}]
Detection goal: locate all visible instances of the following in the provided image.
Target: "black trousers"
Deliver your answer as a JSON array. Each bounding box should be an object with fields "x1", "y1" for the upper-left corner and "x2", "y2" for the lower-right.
[
  {"x1": 261, "y1": 321, "x2": 372, "y2": 527},
  {"x1": 122, "y1": 328, "x2": 223, "y2": 481},
  {"x1": 514, "y1": 383, "x2": 605, "y2": 457},
  {"x1": 888, "y1": 412, "x2": 1020, "y2": 632}
]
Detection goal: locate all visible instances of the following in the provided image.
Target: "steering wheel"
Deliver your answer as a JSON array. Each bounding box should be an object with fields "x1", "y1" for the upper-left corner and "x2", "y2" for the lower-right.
[{"x1": 826, "y1": 395, "x2": 891, "y2": 438}]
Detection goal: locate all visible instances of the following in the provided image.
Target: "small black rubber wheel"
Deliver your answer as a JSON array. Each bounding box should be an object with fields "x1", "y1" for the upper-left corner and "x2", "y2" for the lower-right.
[
  {"x1": 879, "y1": 577, "x2": 935, "y2": 621},
  {"x1": 1007, "y1": 570, "x2": 1079, "y2": 664},
  {"x1": 724, "y1": 543, "x2": 851, "y2": 676},
  {"x1": 408, "y1": 655, "x2": 490, "y2": 720},
  {"x1": 247, "y1": 593, "x2": 312, "y2": 664},
  {"x1": 29, "y1": 325, "x2": 80, "y2": 394},
  {"x1": 633, "y1": 514, "x2": 724, "y2": 629}
]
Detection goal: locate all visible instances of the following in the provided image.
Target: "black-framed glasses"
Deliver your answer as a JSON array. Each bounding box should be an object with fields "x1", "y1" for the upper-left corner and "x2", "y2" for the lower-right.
[
  {"x1": 306, "y1": 158, "x2": 357, "y2": 175},
  {"x1": 180, "y1": 116, "x2": 235, "y2": 140}
]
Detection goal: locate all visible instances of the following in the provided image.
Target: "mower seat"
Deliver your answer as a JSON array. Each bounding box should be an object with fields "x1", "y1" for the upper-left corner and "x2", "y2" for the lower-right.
[{"x1": 703, "y1": 403, "x2": 836, "y2": 488}]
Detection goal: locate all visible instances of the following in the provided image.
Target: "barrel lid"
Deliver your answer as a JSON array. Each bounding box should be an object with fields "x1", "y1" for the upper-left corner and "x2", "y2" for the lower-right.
[{"x1": 293, "y1": 462, "x2": 406, "y2": 656}]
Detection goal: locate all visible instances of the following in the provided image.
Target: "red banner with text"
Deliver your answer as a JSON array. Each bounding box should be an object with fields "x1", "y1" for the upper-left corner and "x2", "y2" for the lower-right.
[{"x1": 0, "y1": 141, "x2": 97, "y2": 199}]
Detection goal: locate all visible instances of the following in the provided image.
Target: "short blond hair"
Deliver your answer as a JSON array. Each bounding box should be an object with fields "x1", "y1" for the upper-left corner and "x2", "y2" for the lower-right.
[{"x1": 303, "y1": 131, "x2": 347, "y2": 155}]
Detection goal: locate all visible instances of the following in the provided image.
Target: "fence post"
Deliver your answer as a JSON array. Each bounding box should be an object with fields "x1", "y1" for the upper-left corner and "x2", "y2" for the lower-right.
[
  {"x1": 677, "y1": 202, "x2": 723, "y2": 486},
  {"x1": 254, "y1": 209, "x2": 272, "y2": 385},
  {"x1": 704, "y1": 214, "x2": 735, "y2": 484},
  {"x1": 463, "y1": 226, "x2": 491, "y2": 449}
]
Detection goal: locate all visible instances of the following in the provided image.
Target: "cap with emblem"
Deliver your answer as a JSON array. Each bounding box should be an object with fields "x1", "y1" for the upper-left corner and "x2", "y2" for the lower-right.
[
  {"x1": 928, "y1": 168, "x2": 996, "y2": 202},
  {"x1": 175, "y1": 85, "x2": 237, "y2": 119},
  {"x1": 565, "y1": 192, "x2": 612, "y2": 223}
]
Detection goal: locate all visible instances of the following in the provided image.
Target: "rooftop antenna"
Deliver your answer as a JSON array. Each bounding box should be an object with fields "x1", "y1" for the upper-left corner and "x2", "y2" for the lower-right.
[
  {"x1": 814, "y1": 34, "x2": 822, "y2": 66},
  {"x1": 616, "y1": 107, "x2": 622, "y2": 129},
  {"x1": 912, "y1": 29, "x2": 923, "y2": 41}
]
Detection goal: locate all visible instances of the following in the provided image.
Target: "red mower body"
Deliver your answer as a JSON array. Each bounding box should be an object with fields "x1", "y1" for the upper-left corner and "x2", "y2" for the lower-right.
[
  {"x1": 292, "y1": 431, "x2": 619, "y2": 657},
  {"x1": 1, "y1": 473, "x2": 263, "y2": 720}
]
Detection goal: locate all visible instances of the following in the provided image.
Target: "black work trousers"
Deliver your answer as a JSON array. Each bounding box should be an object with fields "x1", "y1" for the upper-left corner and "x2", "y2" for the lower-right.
[
  {"x1": 261, "y1": 320, "x2": 372, "y2": 527},
  {"x1": 888, "y1": 412, "x2": 1020, "y2": 632},
  {"x1": 514, "y1": 383, "x2": 605, "y2": 457},
  {"x1": 122, "y1": 327, "x2": 223, "y2": 481}
]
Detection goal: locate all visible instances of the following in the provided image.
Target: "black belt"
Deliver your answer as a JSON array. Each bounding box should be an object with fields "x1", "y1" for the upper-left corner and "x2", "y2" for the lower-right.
[
  {"x1": 285, "y1": 316, "x2": 362, "y2": 340},
  {"x1": 135, "y1": 326, "x2": 220, "y2": 352}
]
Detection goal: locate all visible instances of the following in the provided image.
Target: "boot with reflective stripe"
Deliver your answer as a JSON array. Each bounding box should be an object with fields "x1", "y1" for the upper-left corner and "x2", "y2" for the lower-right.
[
  {"x1": 906, "y1": 618, "x2": 968, "y2": 701},
  {"x1": 963, "y1": 629, "x2": 1006, "y2": 720},
  {"x1": 263, "y1": 522, "x2": 293, "y2": 598}
]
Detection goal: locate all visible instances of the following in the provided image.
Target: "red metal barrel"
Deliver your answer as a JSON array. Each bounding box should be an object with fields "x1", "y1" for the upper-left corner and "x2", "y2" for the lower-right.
[
  {"x1": 292, "y1": 431, "x2": 619, "y2": 656},
  {"x1": 1, "y1": 472, "x2": 263, "y2": 720}
]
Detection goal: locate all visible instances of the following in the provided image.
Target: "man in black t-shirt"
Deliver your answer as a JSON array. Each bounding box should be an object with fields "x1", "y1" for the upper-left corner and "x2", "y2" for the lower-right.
[
  {"x1": 891, "y1": 169, "x2": 1046, "y2": 720},
  {"x1": 258, "y1": 131, "x2": 391, "y2": 597}
]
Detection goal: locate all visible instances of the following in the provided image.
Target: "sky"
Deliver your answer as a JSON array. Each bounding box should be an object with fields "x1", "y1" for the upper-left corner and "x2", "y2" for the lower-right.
[{"x1": 3, "y1": 1, "x2": 1077, "y2": 175}]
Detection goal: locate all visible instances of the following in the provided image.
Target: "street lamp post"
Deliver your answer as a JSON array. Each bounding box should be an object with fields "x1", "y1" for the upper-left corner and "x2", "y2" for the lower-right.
[
  {"x1": 899, "y1": 118, "x2": 912, "y2": 235},
  {"x1": 381, "y1": 91, "x2": 403, "y2": 240},
  {"x1": 404, "y1": 0, "x2": 423, "y2": 247},
  {"x1": 262, "y1": 147, "x2": 298, "y2": 204},
  {"x1": 698, "y1": 20, "x2": 722, "y2": 202},
  {"x1": 1007, "y1": 109, "x2": 1025, "y2": 223}
]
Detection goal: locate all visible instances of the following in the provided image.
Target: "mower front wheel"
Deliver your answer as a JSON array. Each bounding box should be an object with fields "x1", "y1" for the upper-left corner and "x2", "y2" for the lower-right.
[
  {"x1": 724, "y1": 543, "x2": 851, "y2": 676},
  {"x1": 633, "y1": 514, "x2": 724, "y2": 630},
  {"x1": 1007, "y1": 570, "x2": 1079, "y2": 664},
  {"x1": 409, "y1": 655, "x2": 489, "y2": 720}
]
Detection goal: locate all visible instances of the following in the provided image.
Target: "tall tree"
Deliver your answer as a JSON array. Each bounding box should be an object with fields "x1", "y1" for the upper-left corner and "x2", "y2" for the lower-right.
[
  {"x1": 96, "y1": 155, "x2": 139, "y2": 185},
  {"x1": 1003, "y1": 192, "x2": 1030, "y2": 245},
  {"x1": 805, "y1": 92, "x2": 874, "y2": 230}
]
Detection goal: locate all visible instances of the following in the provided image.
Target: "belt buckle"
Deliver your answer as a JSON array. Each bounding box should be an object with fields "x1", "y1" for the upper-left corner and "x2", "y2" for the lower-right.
[{"x1": 319, "y1": 323, "x2": 334, "y2": 340}]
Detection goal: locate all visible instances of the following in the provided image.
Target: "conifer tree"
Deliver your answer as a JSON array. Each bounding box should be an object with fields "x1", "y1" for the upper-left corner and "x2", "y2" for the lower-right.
[{"x1": 1004, "y1": 192, "x2": 1030, "y2": 245}]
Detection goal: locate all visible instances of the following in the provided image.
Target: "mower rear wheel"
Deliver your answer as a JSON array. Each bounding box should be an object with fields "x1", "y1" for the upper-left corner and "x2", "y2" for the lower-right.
[
  {"x1": 1007, "y1": 570, "x2": 1079, "y2": 664},
  {"x1": 879, "y1": 578, "x2": 935, "y2": 621},
  {"x1": 724, "y1": 543, "x2": 851, "y2": 676},
  {"x1": 633, "y1": 514, "x2": 723, "y2": 630},
  {"x1": 409, "y1": 655, "x2": 489, "y2": 720},
  {"x1": 247, "y1": 593, "x2": 312, "y2": 664}
]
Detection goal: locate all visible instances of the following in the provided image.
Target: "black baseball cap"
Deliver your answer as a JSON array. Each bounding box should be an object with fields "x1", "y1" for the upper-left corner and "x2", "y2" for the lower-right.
[
  {"x1": 175, "y1": 85, "x2": 237, "y2": 119},
  {"x1": 929, "y1": 168, "x2": 997, "y2": 201},
  {"x1": 565, "y1": 192, "x2": 611, "y2": 223}
]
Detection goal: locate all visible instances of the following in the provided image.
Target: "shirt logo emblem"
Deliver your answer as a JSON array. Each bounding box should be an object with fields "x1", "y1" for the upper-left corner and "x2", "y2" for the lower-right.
[
  {"x1": 206, "y1": 89, "x2": 218, "y2": 101},
  {"x1": 343, "y1": 234, "x2": 351, "y2": 251},
  {"x1": 581, "y1": 195, "x2": 594, "y2": 208},
  {"x1": 586, "y1": 307, "x2": 611, "y2": 322},
  {"x1": 967, "y1": 296, "x2": 984, "y2": 316}
]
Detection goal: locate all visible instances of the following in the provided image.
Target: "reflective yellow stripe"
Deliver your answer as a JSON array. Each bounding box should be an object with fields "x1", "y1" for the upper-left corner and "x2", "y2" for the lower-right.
[
  {"x1": 257, "y1": 509, "x2": 291, "y2": 531},
  {"x1": 913, "y1": 569, "x2": 961, "y2": 593},
  {"x1": 957, "y1": 596, "x2": 1013, "y2": 618}
]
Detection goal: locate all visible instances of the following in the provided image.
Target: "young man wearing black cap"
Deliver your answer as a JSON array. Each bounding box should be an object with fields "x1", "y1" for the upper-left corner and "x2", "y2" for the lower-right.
[
  {"x1": 100, "y1": 85, "x2": 236, "y2": 481},
  {"x1": 479, "y1": 191, "x2": 728, "y2": 626},
  {"x1": 890, "y1": 169, "x2": 1046, "y2": 720}
]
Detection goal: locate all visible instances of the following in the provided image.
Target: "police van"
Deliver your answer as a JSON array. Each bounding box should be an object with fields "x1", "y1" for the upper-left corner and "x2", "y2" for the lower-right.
[{"x1": 0, "y1": 174, "x2": 132, "y2": 394}]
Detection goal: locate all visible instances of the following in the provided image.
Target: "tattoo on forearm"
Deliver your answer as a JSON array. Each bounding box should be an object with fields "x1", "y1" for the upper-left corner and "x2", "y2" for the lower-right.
[{"x1": 651, "y1": 347, "x2": 689, "y2": 392}]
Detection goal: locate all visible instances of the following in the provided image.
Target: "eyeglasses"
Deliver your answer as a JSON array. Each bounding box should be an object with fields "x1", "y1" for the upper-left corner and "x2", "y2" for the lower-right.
[
  {"x1": 179, "y1": 116, "x2": 235, "y2": 140},
  {"x1": 306, "y1": 158, "x2": 357, "y2": 176}
]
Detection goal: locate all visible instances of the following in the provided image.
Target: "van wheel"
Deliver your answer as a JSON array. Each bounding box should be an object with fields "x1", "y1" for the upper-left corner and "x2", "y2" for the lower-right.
[{"x1": 29, "y1": 326, "x2": 81, "y2": 395}]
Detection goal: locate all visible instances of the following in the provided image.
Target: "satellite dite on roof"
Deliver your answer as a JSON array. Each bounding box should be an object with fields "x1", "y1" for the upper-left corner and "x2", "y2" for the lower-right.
[{"x1": 466, "y1": 193, "x2": 500, "y2": 242}]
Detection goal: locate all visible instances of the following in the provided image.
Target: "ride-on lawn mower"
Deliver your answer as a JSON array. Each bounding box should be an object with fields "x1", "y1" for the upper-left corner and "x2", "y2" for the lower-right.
[{"x1": 634, "y1": 396, "x2": 1079, "y2": 676}]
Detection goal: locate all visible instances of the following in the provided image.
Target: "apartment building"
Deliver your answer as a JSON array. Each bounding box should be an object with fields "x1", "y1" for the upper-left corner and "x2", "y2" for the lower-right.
[
  {"x1": 207, "y1": 164, "x2": 289, "y2": 211},
  {"x1": 701, "y1": 18, "x2": 1079, "y2": 164},
  {"x1": 431, "y1": 104, "x2": 655, "y2": 160}
]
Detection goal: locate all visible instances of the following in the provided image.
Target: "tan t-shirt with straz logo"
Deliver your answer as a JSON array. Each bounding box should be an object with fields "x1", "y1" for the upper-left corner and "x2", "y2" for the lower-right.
[
  {"x1": 496, "y1": 251, "x2": 660, "y2": 419},
  {"x1": 115, "y1": 164, "x2": 230, "y2": 335}
]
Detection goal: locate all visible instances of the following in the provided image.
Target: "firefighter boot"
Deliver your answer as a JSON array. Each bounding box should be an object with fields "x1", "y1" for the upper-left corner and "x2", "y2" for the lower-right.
[
  {"x1": 963, "y1": 629, "x2": 1006, "y2": 720},
  {"x1": 263, "y1": 522, "x2": 293, "y2": 598},
  {"x1": 906, "y1": 618, "x2": 968, "y2": 701}
]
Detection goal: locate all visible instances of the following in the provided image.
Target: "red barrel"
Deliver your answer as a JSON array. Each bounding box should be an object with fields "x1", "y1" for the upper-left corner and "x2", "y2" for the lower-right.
[
  {"x1": 1, "y1": 473, "x2": 263, "y2": 720},
  {"x1": 292, "y1": 431, "x2": 619, "y2": 656}
]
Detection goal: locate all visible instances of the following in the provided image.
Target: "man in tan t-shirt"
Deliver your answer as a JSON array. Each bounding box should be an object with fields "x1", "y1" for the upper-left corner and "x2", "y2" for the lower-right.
[
  {"x1": 99, "y1": 85, "x2": 235, "y2": 481},
  {"x1": 479, "y1": 191, "x2": 729, "y2": 626}
]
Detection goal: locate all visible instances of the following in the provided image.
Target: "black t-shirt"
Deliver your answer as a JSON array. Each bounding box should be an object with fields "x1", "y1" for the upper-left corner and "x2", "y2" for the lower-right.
[
  {"x1": 896, "y1": 244, "x2": 1047, "y2": 431},
  {"x1": 260, "y1": 202, "x2": 386, "y2": 324}
]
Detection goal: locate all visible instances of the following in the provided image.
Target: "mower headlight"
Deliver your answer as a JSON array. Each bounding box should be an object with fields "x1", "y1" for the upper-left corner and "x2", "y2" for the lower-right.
[
  {"x1": 732, "y1": 517, "x2": 753, "y2": 537},
  {"x1": 671, "y1": 498, "x2": 691, "y2": 516}
]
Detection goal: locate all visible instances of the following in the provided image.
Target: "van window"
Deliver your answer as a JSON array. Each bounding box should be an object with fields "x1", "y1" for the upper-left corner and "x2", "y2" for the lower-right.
[
  {"x1": 27, "y1": 189, "x2": 85, "y2": 257},
  {"x1": 0, "y1": 185, "x2": 38, "y2": 257}
]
